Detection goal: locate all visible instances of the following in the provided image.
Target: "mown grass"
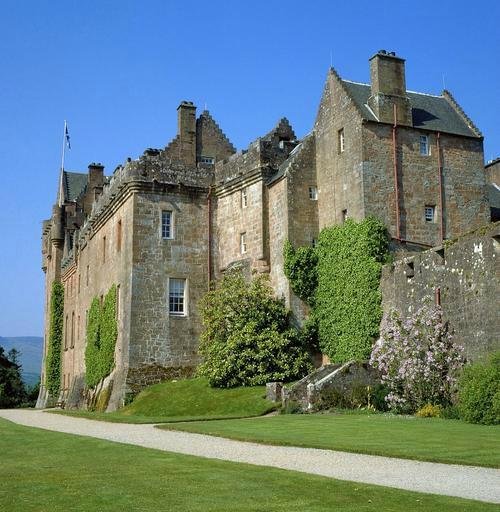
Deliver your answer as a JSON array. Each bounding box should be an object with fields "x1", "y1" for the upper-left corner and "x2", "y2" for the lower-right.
[
  {"x1": 52, "y1": 377, "x2": 276, "y2": 423},
  {"x1": 161, "y1": 412, "x2": 500, "y2": 468},
  {"x1": 0, "y1": 418, "x2": 496, "y2": 512}
]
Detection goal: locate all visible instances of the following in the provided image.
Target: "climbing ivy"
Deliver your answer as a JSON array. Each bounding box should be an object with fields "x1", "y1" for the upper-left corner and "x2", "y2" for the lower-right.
[
  {"x1": 85, "y1": 285, "x2": 117, "y2": 388},
  {"x1": 45, "y1": 281, "x2": 64, "y2": 398},
  {"x1": 283, "y1": 240, "x2": 318, "y2": 306},
  {"x1": 315, "y1": 217, "x2": 389, "y2": 362}
]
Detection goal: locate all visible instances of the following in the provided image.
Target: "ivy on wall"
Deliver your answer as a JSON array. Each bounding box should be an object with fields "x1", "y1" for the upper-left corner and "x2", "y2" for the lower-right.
[
  {"x1": 85, "y1": 285, "x2": 118, "y2": 388},
  {"x1": 283, "y1": 240, "x2": 318, "y2": 306},
  {"x1": 45, "y1": 282, "x2": 64, "y2": 398},
  {"x1": 284, "y1": 217, "x2": 389, "y2": 363}
]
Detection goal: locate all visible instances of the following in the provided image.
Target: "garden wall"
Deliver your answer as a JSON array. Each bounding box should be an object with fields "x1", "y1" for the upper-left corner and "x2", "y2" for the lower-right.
[{"x1": 381, "y1": 223, "x2": 500, "y2": 361}]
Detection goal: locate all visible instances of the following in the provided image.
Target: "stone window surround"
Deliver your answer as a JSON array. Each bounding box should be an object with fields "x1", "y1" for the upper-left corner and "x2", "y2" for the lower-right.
[
  {"x1": 425, "y1": 205, "x2": 436, "y2": 223},
  {"x1": 420, "y1": 134, "x2": 430, "y2": 156},
  {"x1": 240, "y1": 232, "x2": 247, "y2": 254},
  {"x1": 338, "y1": 128, "x2": 345, "y2": 153},
  {"x1": 241, "y1": 187, "x2": 248, "y2": 208},
  {"x1": 168, "y1": 277, "x2": 188, "y2": 317},
  {"x1": 160, "y1": 208, "x2": 175, "y2": 240}
]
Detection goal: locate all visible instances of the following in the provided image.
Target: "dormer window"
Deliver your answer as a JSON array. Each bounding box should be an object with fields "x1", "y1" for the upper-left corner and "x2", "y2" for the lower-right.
[
  {"x1": 200, "y1": 156, "x2": 215, "y2": 165},
  {"x1": 419, "y1": 135, "x2": 430, "y2": 156}
]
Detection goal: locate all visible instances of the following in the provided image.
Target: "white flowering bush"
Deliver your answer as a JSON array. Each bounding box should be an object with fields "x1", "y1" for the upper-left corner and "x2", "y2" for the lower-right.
[{"x1": 370, "y1": 304, "x2": 465, "y2": 413}]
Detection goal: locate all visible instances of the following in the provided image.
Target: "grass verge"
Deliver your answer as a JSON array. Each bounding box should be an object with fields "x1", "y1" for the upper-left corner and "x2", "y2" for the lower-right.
[
  {"x1": 51, "y1": 377, "x2": 275, "y2": 423},
  {"x1": 0, "y1": 417, "x2": 495, "y2": 511},
  {"x1": 160, "y1": 412, "x2": 500, "y2": 468}
]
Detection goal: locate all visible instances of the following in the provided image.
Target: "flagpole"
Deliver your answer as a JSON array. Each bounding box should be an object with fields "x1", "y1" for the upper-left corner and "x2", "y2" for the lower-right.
[
  {"x1": 58, "y1": 120, "x2": 67, "y2": 207},
  {"x1": 61, "y1": 120, "x2": 67, "y2": 172}
]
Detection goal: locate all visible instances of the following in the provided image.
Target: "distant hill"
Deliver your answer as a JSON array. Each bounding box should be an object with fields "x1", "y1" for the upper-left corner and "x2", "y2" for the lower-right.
[{"x1": 0, "y1": 336, "x2": 43, "y2": 386}]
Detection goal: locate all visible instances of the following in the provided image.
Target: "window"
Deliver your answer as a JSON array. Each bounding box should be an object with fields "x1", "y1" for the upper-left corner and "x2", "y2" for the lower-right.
[
  {"x1": 342, "y1": 209, "x2": 348, "y2": 223},
  {"x1": 102, "y1": 236, "x2": 106, "y2": 263},
  {"x1": 200, "y1": 156, "x2": 215, "y2": 164},
  {"x1": 161, "y1": 210, "x2": 173, "y2": 239},
  {"x1": 64, "y1": 315, "x2": 68, "y2": 350},
  {"x1": 240, "y1": 232, "x2": 247, "y2": 254},
  {"x1": 420, "y1": 135, "x2": 430, "y2": 156},
  {"x1": 169, "y1": 278, "x2": 186, "y2": 315},
  {"x1": 311, "y1": 238, "x2": 317, "y2": 247},
  {"x1": 309, "y1": 186, "x2": 318, "y2": 200},
  {"x1": 425, "y1": 205, "x2": 436, "y2": 223},
  {"x1": 70, "y1": 312, "x2": 75, "y2": 349},
  {"x1": 338, "y1": 128, "x2": 345, "y2": 153},
  {"x1": 117, "y1": 219, "x2": 122, "y2": 252},
  {"x1": 241, "y1": 188, "x2": 248, "y2": 208}
]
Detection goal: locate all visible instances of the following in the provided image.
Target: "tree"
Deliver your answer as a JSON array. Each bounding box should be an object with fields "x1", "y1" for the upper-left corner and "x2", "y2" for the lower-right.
[
  {"x1": 198, "y1": 271, "x2": 312, "y2": 387},
  {"x1": 0, "y1": 345, "x2": 27, "y2": 408}
]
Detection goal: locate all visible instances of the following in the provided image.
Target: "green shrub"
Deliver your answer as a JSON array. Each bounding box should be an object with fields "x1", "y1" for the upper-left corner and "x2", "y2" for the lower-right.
[
  {"x1": 45, "y1": 281, "x2": 64, "y2": 398},
  {"x1": 458, "y1": 351, "x2": 500, "y2": 425},
  {"x1": 198, "y1": 271, "x2": 312, "y2": 387},
  {"x1": 370, "y1": 383, "x2": 389, "y2": 412},
  {"x1": 85, "y1": 285, "x2": 118, "y2": 388},
  {"x1": 315, "y1": 217, "x2": 389, "y2": 362},
  {"x1": 415, "y1": 404, "x2": 443, "y2": 418},
  {"x1": 283, "y1": 240, "x2": 318, "y2": 306}
]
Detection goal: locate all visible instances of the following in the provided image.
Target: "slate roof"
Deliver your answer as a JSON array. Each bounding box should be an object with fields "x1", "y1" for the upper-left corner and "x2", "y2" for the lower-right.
[
  {"x1": 63, "y1": 171, "x2": 87, "y2": 201},
  {"x1": 341, "y1": 80, "x2": 480, "y2": 138}
]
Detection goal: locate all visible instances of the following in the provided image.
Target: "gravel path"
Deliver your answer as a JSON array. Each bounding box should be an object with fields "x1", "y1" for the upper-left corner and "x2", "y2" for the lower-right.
[{"x1": 1, "y1": 409, "x2": 499, "y2": 504}]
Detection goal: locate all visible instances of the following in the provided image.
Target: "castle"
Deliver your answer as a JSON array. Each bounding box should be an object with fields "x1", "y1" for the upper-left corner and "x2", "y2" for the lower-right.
[{"x1": 37, "y1": 51, "x2": 495, "y2": 410}]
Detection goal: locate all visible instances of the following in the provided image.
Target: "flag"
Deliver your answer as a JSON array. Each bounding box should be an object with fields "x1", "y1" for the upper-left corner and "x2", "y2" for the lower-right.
[{"x1": 65, "y1": 123, "x2": 71, "y2": 150}]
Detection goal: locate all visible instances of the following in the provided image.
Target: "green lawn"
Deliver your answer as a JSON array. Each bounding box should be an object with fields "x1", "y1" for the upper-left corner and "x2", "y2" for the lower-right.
[
  {"x1": 0, "y1": 418, "x2": 495, "y2": 512},
  {"x1": 52, "y1": 377, "x2": 276, "y2": 423},
  {"x1": 161, "y1": 412, "x2": 500, "y2": 468}
]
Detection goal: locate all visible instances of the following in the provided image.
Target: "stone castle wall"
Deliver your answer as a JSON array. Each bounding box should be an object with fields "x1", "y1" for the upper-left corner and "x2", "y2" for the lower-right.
[
  {"x1": 127, "y1": 187, "x2": 209, "y2": 393},
  {"x1": 381, "y1": 223, "x2": 500, "y2": 361},
  {"x1": 362, "y1": 124, "x2": 489, "y2": 247},
  {"x1": 314, "y1": 71, "x2": 366, "y2": 229},
  {"x1": 60, "y1": 194, "x2": 134, "y2": 409}
]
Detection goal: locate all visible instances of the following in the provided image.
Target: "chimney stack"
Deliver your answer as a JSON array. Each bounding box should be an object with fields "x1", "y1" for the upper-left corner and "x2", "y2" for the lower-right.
[
  {"x1": 177, "y1": 101, "x2": 197, "y2": 166},
  {"x1": 368, "y1": 50, "x2": 412, "y2": 126}
]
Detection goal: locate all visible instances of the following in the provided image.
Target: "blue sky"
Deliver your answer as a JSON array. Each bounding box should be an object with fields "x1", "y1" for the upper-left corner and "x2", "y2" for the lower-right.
[{"x1": 0, "y1": 0, "x2": 498, "y2": 336}]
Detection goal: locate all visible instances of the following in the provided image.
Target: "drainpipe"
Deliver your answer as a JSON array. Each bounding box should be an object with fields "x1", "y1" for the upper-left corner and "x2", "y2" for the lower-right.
[
  {"x1": 392, "y1": 104, "x2": 401, "y2": 240},
  {"x1": 437, "y1": 132, "x2": 444, "y2": 243},
  {"x1": 207, "y1": 186, "x2": 212, "y2": 290}
]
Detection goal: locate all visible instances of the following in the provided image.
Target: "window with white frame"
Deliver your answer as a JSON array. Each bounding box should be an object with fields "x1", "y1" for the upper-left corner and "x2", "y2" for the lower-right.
[
  {"x1": 200, "y1": 156, "x2": 215, "y2": 164},
  {"x1": 425, "y1": 205, "x2": 436, "y2": 223},
  {"x1": 169, "y1": 278, "x2": 186, "y2": 315},
  {"x1": 240, "y1": 232, "x2": 247, "y2": 254},
  {"x1": 338, "y1": 128, "x2": 345, "y2": 153},
  {"x1": 309, "y1": 186, "x2": 318, "y2": 200},
  {"x1": 419, "y1": 135, "x2": 430, "y2": 156},
  {"x1": 161, "y1": 210, "x2": 173, "y2": 239},
  {"x1": 241, "y1": 188, "x2": 248, "y2": 208}
]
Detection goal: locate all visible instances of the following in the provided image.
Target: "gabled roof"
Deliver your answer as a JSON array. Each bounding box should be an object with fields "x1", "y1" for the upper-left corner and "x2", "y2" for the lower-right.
[
  {"x1": 63, "y1": 171, "x2": 87, "y2": 201},
  {"x1": 341, "y1": 80, "x2": 481, "y2": 138}
]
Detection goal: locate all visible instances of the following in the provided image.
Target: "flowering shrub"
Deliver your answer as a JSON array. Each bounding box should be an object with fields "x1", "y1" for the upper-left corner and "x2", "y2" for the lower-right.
[
  {"x1": 370, "y1": 304, "x2": 465, "y2": 414},
  {"x1": 415, "y1": 403, "x2": 442, "y2": 418}
]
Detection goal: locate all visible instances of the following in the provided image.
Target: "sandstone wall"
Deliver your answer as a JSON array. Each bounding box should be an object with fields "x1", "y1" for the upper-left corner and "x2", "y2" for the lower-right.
[
  {"x1": 381, "y1": 223, "x2": 500, "y2": 361},
  {"x1": 363, "y1": 124, "x2": 489, "y2": 247},
  {"x1": 128, "y1": 188, "x2": 208, "y2": 392},
  {"x1": 314, "y1": 71, "x2": 365, "y2": 229},
  {"x1": 61, "y1": 194, "x2": 134, "y2": 409}
]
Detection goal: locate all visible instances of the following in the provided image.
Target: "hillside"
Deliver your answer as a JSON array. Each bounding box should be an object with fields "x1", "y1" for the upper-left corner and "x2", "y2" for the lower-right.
[{"x1": 0, "y1": 336, "x2": 43, "y2": 386}]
